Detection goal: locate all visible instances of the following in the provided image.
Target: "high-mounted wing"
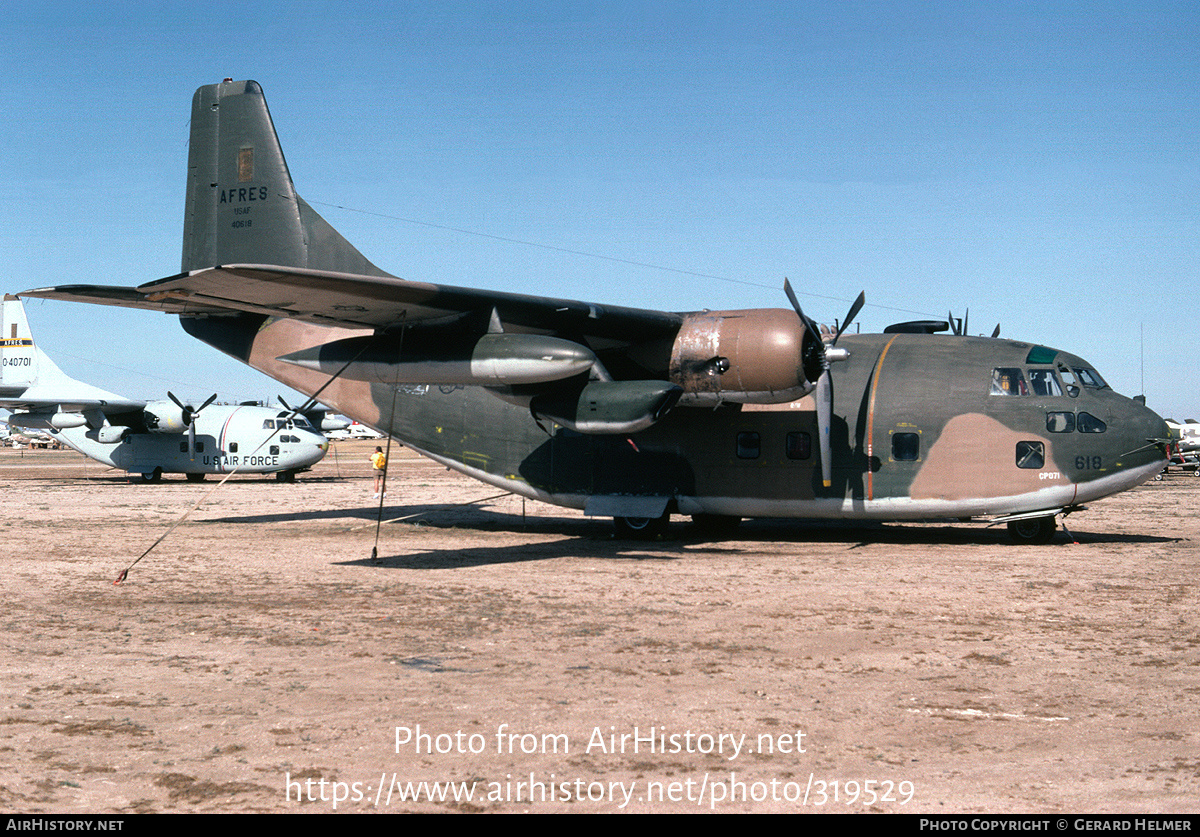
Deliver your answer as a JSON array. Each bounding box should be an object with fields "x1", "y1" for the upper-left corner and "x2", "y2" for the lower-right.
[{"x1": 24, "y1": 264, "x2": 685, "y2": 348}]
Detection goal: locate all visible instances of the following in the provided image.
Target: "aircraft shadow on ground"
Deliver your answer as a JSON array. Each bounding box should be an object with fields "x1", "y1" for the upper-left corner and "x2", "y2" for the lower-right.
[
  {"x1": 316, "y1": 512, "x2": 1180, "y2": 570},
  {"x1": 199, "y1": 501, "x2": 1182, "y2": 551}
]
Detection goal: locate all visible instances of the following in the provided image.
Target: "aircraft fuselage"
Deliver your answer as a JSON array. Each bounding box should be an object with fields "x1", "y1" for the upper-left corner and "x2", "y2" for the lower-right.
[
  {"x1": 49, "y1": 404, "x2": 328, "y2": 479},
  {"x1": 186, "y1": 315, "x2": 1167, "y2": 521}
]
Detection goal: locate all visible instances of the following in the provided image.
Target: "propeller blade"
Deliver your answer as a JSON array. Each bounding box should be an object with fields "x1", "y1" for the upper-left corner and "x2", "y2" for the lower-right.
[
  {"x1": 816, "y1": 371, "x2": 833, "y2": 488},
  {"x1": 783, "y1": 278, "x2": 813, "y2": 330},
  {"x1": 196, "y1": 393, "x2": 218, "y2": 413},
  {"x1": 991, "y1": 324, "x2": 1001, "y2": 339},
  {"x1": 188, "y1": 420, "x2": 196, "y2": 461},
  {"x1": 832, "y1": 291, "x2": 866, "y2": 347}
]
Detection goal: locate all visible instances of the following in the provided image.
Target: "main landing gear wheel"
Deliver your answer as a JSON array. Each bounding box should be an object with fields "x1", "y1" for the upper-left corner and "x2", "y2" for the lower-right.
[
  {"x1": 1006, "y1": 516, "x2": 1057, "y2": 545},
  {"x1": 275, "y1": 470, "x2": 297, "y2": 483},
  {"x1": 613, "y1": 513, "x2": 670, "y2": 540},
  {"x1": 138, "y1": 467, "x2": 163, "y2": 484},
  {"x1": 185, "y1": 473, "x2": 206, "y2": 483}
]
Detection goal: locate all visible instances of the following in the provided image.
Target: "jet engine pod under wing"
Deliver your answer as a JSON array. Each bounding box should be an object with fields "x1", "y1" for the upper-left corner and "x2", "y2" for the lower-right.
[
  {"x1": 531, "y1": 380, "x2": 683, "y2": 435},
  {"x1": 277, "y1": 331, "x2": 598, "y2": 386}
]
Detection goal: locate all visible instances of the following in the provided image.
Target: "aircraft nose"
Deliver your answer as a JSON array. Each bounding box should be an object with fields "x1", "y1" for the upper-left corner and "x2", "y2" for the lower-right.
[{"x1": 1126, "y1": 400, "x2": 1170, "y2": 462}]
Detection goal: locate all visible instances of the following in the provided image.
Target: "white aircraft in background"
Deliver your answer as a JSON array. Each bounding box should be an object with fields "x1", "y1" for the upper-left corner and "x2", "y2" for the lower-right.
[
  {"x1": 325, "y1": 421, "x2": 384, "y2": 441},
  {"x1": 0, "y1": 295, "x2": 328, "y2": 481},
  {"x1": 1166, "y1": 418, "x2": 1200, "y2": 454}
]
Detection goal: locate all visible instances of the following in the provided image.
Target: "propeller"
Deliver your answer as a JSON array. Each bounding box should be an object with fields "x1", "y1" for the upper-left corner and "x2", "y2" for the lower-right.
[
  {"x1": 168, "y1": 391, "x2": 217, "y2": 460},
  {"x1": 783, "y1": 281, "x2": 865, "y2": 488}
]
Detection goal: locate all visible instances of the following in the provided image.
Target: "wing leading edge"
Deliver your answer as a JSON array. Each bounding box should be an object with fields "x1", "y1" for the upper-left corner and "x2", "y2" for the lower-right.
[{"x1": 24, "y1": 264, "x2": 685, "y2": 347}]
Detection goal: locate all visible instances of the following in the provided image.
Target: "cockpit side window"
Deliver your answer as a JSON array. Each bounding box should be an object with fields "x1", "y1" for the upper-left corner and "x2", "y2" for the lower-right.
[
  {"x1": 1027, "y1": 369, "x2": 1063, "y2": 397},
  {"x1": 262, "y1": 419, "x2": 276, "y2": 429},
  {"x1": 1058, "y1": 363, "x2": 1081, "y2": 397},
  {"x1": 990, "y1": 368, "x2": 1028, "y2": 396}
]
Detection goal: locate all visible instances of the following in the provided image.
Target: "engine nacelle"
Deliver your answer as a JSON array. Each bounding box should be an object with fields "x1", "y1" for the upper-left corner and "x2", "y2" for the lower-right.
[
  {"x1": 669, "y1": 309, "x2": 825, "y2": 405},
  {"x1": 143, "y1": 400, "x2": 190, "y2": 434},
  {"x1": 531, "y1": 381, "x2": 683, "y2": 435}
]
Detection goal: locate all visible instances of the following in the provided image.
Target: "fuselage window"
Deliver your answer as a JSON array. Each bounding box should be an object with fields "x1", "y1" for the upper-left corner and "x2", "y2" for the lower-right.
[
  {"x1": 269, "y1": 445, "x2": 280, "y2": 456},
  {"x1": 262, "y1": 419, "x2": 276, "y2": 430},
  {"x1": 786, "y1": 431, "x2": 811, "y2": 460},
  {"x1": 1046, "y1": 412, "x2": 1075, "y2": 433},
  {"x1": 229, "y1": 442, "x2": 239, "y2": 453},
  {"x1": 736, "y1": 432, "x2": 760, "y2": 460},
  {"x1": 1027, "y1": 369, "x2": 1063, "y2": 397},
  {"x1": 991, "y1": 368, "x2": 1028, "y2": 396},
  {"x1": 179, "y1": 441, "x2": 187, "y2": 453},
  {"x1": 196, "y1": 441, "x2": 204, "y2": 452},
  {"x1": 892, "y1": 432, "x2": 920, "y2": 461},
  {"x1": 1016, "y1": 441, "x2": 1045, "y2": 469},
  {"x1": 1077, "y1": 412, "x2": 1107, "y2": 433}
]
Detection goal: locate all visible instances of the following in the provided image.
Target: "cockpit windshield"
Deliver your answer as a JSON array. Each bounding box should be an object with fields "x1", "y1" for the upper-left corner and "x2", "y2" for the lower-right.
[{"x1": 1071, "y1": 367, "x2": 1109, "y2": 390}]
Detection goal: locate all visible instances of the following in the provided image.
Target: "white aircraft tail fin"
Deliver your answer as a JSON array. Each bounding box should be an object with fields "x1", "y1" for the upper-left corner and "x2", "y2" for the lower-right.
[
  {"x1": 1, "y1": 294, "x2": 59, "y2": 393},
  {"x1": 0, "y1": 295, "x2": 128, "y2": 405}
]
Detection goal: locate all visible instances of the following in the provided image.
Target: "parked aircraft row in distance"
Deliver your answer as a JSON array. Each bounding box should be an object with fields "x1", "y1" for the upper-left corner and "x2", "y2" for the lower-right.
[
  {"x1": 0, "y1": 296, "x2": 328, "y2": 481},
  {"x1": 20, "y1": 80, "x2": 1170, "y2": 541}
]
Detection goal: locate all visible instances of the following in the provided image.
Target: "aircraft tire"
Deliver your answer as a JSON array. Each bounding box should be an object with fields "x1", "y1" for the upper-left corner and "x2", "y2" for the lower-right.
[
  {"x1": 613, "y1": 513, "x2": 669, "y2": 540},
  {"x1": 1006, "y1": 516, "x2": 1057, "y2": 545},
  {"x1": 185, "y1": 473, "x2": 206, "y2": 483},
  {"x1": 275, "y1": 470, "x2": 297, "y2": 483},
  {"x1": 138, "y1": 468, "x2": 163, "y2": 484}
]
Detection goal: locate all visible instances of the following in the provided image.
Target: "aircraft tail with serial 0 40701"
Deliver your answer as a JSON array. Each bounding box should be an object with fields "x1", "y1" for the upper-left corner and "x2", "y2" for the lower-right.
[
  {"x1": 0, "y1": 295, "x2": 328, "y2": 482},
  {"x1": 21, "y1": 79, "x2": 1169, "y2": 541}
]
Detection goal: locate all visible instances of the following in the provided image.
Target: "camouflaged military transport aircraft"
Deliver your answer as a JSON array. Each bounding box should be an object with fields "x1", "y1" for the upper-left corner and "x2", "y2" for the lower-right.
[
  {"x1": 0, "y1": 295, "x2": 328, "y2": 482},
  {"x1": 21, "y1": 80, "x2": 1169, "y2": 542}
]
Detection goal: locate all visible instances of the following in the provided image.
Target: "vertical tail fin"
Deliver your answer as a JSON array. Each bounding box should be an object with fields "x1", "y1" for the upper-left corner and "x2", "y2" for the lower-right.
[
  {"x1": 1, "y1": 295, "x2": 128, "y2": 403},
  {"x1": 1, "y1": 294, "x2": 47, "y2": 393},
  {"x1": 181, "y1": 79, "x2": 389, "y2": 277}
]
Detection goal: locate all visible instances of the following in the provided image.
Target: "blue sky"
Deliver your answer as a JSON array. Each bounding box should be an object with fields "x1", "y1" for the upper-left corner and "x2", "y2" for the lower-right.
[{"x1": 3, "y1": 2, "x2": 1198, "y2": 417}]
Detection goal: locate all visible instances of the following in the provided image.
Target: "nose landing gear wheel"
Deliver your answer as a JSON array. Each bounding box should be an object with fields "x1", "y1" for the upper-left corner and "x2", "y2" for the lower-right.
[{"x1": 1007, "y1": 516, "x2": 1057, "y2": 544}]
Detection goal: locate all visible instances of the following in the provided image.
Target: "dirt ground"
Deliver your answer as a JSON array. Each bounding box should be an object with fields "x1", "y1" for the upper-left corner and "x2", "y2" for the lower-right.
[{"x1": 0, "y1": 438, "x2": 1197, "y2": 813}]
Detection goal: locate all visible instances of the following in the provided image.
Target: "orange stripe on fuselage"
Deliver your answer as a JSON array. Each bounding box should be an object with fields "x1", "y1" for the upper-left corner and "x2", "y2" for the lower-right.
[{"x1": 865, "y1": 335, "x2": 899, "y2": 502}]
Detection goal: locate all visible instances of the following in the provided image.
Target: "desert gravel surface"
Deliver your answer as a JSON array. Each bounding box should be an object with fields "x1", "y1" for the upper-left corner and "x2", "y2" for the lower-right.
[{"x1": 0, "y1": 439, "x2": 1197, "y2": 813}]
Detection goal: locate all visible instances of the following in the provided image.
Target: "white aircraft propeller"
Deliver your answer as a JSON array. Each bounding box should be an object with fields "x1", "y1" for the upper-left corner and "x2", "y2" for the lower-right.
[{"x1": 168, "y1": 391, "x2": 217, "y2": 460}]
